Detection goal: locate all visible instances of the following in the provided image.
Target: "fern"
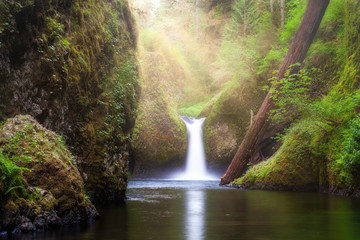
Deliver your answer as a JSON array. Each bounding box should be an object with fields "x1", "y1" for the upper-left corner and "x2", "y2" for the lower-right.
[{"x1": 0, "y1": 152, "x2": 28, "y2": 200}]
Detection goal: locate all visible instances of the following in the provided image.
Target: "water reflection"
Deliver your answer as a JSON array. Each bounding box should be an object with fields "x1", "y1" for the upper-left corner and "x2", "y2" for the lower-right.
[
  {"x1": 185, "y1": 190, "x2": 205, "y2": 240},
  {"x1": 10, "y1": 180, "x2": 360, "y2": 240}
]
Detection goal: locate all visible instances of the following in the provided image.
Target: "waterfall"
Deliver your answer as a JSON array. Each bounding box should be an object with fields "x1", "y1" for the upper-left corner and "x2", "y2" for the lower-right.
[{"x1": 172, "y1": 116, "x2": 216, "y2": 180}]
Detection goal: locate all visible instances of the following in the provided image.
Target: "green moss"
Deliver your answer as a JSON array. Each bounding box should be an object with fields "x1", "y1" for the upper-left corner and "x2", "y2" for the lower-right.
[
  {"x1": 335, "y1": 1, "x2": 360, "y2": 92},
  {"x1": 131, "y1": 33, "x2": 188, "y2": 172},
  {"x1": 278, "y1": 0, "x2": 306, "y2": 45},
  {"x1": 331, "y1": 116, "x2": 360, "y2": 187},
  {"x1": 178, "y1": 101, "x2": 210, "y2": 117},
  {"x1": 232, "y1": 0, "x2": 360, "y2": 195},
  {"x1": 236, "y1": 90, "x2": 360, "y2": 191},
  {"x1": 0, "y1": 0, "x2": 139, "y2": 200},
  {"x1": 203, "y1": 79, "x2": 263, "y2": 167},
  {"x1": 234, "y1": 125, "x2": 319, "y2": 188},
  {"x1": 0, "y1": 115, "x2": 93, "y2": 213}
]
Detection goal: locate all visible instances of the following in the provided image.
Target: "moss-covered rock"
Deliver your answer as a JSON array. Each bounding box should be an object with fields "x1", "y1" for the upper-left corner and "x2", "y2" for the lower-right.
[
  {"x1": 130, "y1": 0, "x2": 235, "y2": 176},
  {"x1": 131, "y1": 44, "x2": 187, "y2": 177},
  {"x1": 233, "y1": 126, "x2": 320, "y2": 191},
  {"x1": 232, "y1": 109, "x2": 360, "y2": 197},
  {"x1": 202, "y1": 80, "x2": 264, "y2": 171},
  {"x1": 0, "y1": 0, "x2": 139, "y2": 203},
  {"x1": 0, "y1": 115, "x2": 98, "y2": 233}
]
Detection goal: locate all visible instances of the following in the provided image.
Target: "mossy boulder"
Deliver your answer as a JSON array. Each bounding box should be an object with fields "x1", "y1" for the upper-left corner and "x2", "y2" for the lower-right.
[
  {"x1": 0, "y1": 0, "x2": 139, "y2": 203},
  {"x1": 0, "y1": 115, "x2": 98, "y2": 233},
  {"x1": 233, "y1": 102, "x2": 360, "y2": 197},
  {"x1": 233, "y1": 127, "x2": 320, "y2": 191},
  {"x1": 202, "y1": 80, "x2": 263, "y2": 171}
]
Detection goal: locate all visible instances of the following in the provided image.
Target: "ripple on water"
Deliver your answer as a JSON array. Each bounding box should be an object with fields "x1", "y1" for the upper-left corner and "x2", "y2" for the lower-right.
[{"x1": 127, "y1": 179, "x2": 222, "y2": 190}]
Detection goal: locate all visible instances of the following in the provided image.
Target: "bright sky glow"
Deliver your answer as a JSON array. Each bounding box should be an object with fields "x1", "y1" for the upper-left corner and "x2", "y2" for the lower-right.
[
  {"x1": 131, "y1": 0, "x2": 162, "y2": 22},
  {"x1": 153, "y1": 0, "x2": 161, "y2": 9}
]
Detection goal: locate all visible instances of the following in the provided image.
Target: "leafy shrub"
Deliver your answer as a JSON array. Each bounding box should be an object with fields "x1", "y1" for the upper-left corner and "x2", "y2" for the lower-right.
[
  {"x1": 228, "y1": 0, "x2": 260, "y2": 38},
  {"x1": 101, "y1": 61, "x2": 138, "y2": 145},
  {"x1": 0, "y1": 152, "x2": 27, "y2": 201},
  {"x1": 269, "y1": 64, "x2": 320, "y2": 124},
  {"x1": 334, "y1": 116, "x2": 360, "y2": 185},
  {"x1": 279, "y1": 0, "x2": 306, "y2": 45}
]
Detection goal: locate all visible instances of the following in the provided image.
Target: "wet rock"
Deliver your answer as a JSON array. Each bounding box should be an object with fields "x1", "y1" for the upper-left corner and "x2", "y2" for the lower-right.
[
  {"x1": 202, "y1": 80, "x2": 264, "y2": 172},
  {"x1": 33, "y1": 215, "x2": 46, "y2": 228},
  {"x1": 131, "y1": 53, "x2": 187, "y2": 177},
  {"x1": 0, "y1": 0, "x2": 139, "y2": 205},
  {"x1": 19, "y1": 217, "x2": 34, "y2": 232},
  {"x1": 46, "y1": 212, "x2": 62, "y2": 227},
  {"x1": 0, "y1": 115, "x2": 97, "y2": 232}
]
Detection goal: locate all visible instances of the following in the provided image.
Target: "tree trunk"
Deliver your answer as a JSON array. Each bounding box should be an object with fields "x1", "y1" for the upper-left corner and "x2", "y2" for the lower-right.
[
  {"x1": 280, "y1": 0, "x2": 285, "y2": 30},
  {"x1": 270, "y1": 0, "x2": 274, "y2": 14},
  {"x1": 220, "y1": 0, "x2": 330, "y2": 185}
]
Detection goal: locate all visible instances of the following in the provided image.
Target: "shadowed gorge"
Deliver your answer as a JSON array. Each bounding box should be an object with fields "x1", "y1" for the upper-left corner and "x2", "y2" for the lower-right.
[
  {"x1": 1, "y1": 0, "x2": 138, "y2": 233},
  {"x1": 1, "y1": 0, "x2": 360, "y2": 238},
  {"x1": 131, "y1": 0, "x2": 265, "y2": 176}
]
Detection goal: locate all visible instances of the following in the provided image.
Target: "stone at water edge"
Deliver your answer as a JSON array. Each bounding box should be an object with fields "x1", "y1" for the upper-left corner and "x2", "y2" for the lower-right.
[{"x1": 0, "y1": 115, "x2": 98, "y2": 233}]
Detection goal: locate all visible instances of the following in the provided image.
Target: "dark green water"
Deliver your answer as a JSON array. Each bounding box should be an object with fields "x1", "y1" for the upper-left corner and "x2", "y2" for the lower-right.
[{"x1": 10, "y1": 180, "x2": 360, "y2": 240}]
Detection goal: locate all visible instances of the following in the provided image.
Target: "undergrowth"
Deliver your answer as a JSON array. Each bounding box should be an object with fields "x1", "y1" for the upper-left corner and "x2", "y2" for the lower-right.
[{"x1": 0, "y1": 152, "x2": 28, "y2": 203}]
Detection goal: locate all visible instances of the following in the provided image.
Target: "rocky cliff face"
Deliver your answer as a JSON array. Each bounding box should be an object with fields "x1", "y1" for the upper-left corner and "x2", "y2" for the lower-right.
[
  {"x1": 201, "y1": 80, "x2": 263, "y2": 171},
  {"x1": 0, "y1": 0, "x2": 139, "y2": 203},
  {"x1": 131, "y1": 46, "x2": 187, "y2": 177},
  {"x1": 130, "y1": 0, "x2": 235, "y2": 176}
]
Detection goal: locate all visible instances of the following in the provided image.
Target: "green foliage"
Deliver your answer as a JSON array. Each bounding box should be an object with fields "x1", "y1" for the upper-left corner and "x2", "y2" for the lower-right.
[
  {"x1": 278, "y1": 0, "x2": 306, "y2": 45},
  {"x1": 2, "y1": 127, "x2": 47, "y2": 162},
  {"x1": 216, "y1": 39, "x2": 256, "y2": 84},
  {"x1": 335, "y1": 0, "x2": 360, "y2": 93},
  {"x1": 297, "y1": 90, "x2": 360, "y2": 186},
  {"x1": 306, "y1": 0, "x2": 345, "y2": 80},
  {"x1": 236, "y1": 0, "x2": 360, "y2": 187},
  {"x1": 335, "y1": 116, "x2": 360, "y2": 185},
  {"x1": 319, "y1": 0, "x2": 345, "y2": 31},
  {"x1": 238, "y1": 86, "x2": 360, "y2": 189},
  {"x1": 102, "y1": 61, "x2": 138, "y2": 146},
  {"x1": 256, "y1": 47, "x2": 285, "y2": 77},
  {"x1": 213, "y1": 2, "x2": 232, "y2": 17},
  {"x1": 308, "y1": 41, "x2": 339, "y2": 67},
  {"x1": 46, "y1": 16, "x2": 65, "y2": 39},
  {"x1": 228, "y1": 0, "x2": 260, "y2": 37},
  {"x1": 0, "y1": 0, "x2": 138, "y2": 201},
  {"x1": 269, "y1": 64, "x2": 321, "y2": 124},
  {"x1": 287, "y1": 89, "x2": 360, "y2": 154},
  {"x1": 0, "y1": 152, "x2": 28, "y2": 201},
  {"x1": 233, "y1": 120, "x2": 319, "y2": 187},
  {"x1": 178, "y1": 101, "x2": 209, "y2": 117}
]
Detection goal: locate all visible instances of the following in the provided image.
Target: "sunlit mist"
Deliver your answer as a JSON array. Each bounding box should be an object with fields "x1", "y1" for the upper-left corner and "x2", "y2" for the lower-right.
[{"x1": 130, "y1": 0, "x2": 162, "y2": 22}]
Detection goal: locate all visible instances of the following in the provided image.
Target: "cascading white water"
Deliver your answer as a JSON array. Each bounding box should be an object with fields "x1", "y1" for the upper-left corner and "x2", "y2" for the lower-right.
[{"x1": 172, "y1": 116, "x2": 216, "y2": 180}]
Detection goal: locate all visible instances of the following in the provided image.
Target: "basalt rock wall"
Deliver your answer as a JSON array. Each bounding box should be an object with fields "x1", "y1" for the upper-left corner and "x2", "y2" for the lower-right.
[{"x1": 0, "y1": 0, "x2": 139, "y2": 204}]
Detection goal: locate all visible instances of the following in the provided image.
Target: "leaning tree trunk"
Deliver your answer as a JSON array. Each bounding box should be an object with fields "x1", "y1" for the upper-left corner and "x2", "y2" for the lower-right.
[{"x1": 220, "y1": 0, "x2": 330, "y2": 185}]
